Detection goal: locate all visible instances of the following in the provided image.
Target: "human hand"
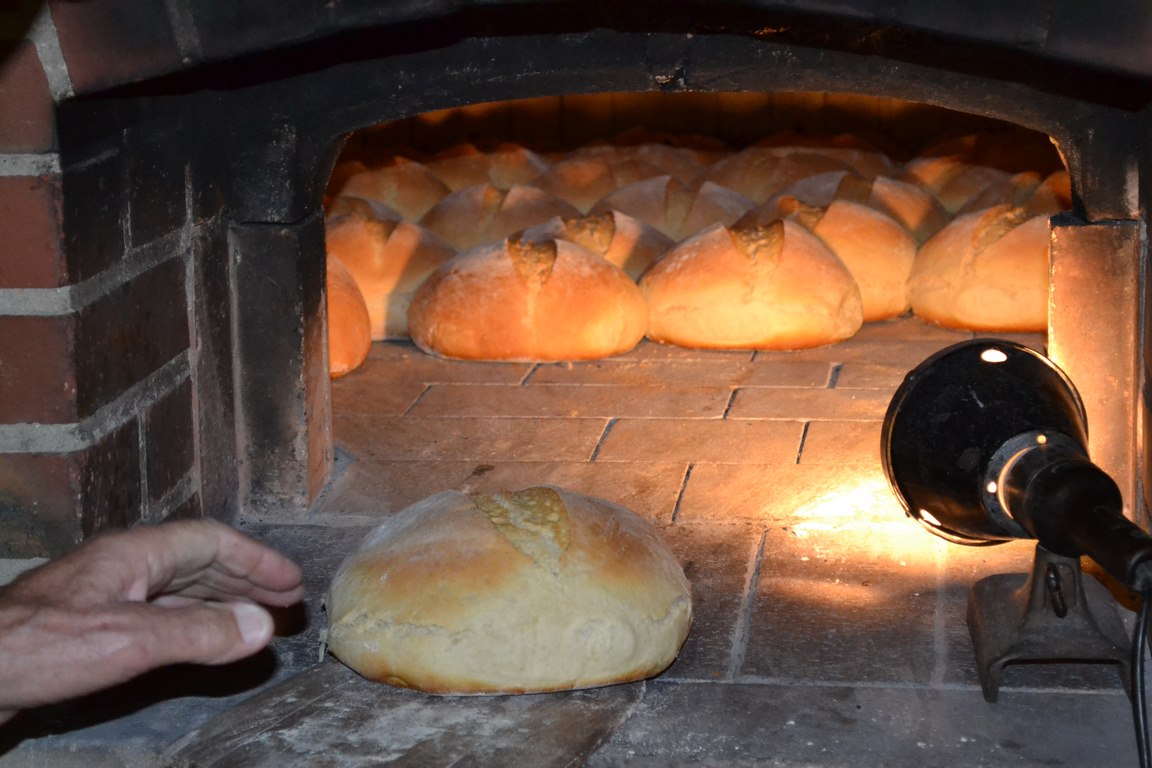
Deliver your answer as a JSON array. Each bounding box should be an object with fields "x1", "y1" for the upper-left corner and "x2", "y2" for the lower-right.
[{"x1": 0, "y1": 519, "x2": 304, "y2": 724}]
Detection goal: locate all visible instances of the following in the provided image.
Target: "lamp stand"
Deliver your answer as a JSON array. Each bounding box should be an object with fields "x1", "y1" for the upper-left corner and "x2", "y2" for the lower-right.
[{"x1": 967, "y1": 544, "x2": 1131, "y2": 702}]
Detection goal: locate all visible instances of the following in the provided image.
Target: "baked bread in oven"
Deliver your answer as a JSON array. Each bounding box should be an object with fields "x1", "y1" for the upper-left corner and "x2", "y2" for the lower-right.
[
  {"x1": 908, "y1": 204, "x2": 1050, "y2": 332},
  {"x1": 408, "y1": 235, "x2": 648, "y2": 361},
  {"x1": 639, "y1": 220, "x2": 863, "y2": 349},
  {"x1": 326, "y1": 485, "x2": 693, "y2": 694},
  {"x1": 325, "y1": 255, "x2": 371, "y2": 378},
  {"x1": 324, "y1": 210, "x2": 456, "y2": 340}
]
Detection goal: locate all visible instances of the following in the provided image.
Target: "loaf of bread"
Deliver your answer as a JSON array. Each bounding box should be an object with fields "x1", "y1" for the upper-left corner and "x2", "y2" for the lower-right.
[
  {"x1": 408, "y1": 235, "x2": 648, "y2": 361},
  {"x1": 529, "y1": 155, "x2": 666, "y2": 213},
  {"x1": 908, "y1": 204, "x2": 1050, "y2": 332},
  {"x1": 326, "y1": 255, "x2": 372, "y2": 378},
  {"x1": 333, "y1": 157, "x2": 451, "y2": 221},
  {"x1": 325, "y1": 194, "x2": 402, "y2": 225},
  {"x1": 957, "y1": 170, "x2": 1070, "y2": 216},
  {"x1": 639, "y1": 220, "x2": 863, "y2": 349},
  {"x1": 419, "y1": 183, "x2": 581, "y2": 251},
  {"x1": 763, "y1": 198, "x2": 916, "y2": 322},
  {"x1": 324, "y1": 211, "x2": 456, "y2": 340},
  {"x1": 423, "y1": 142, "x2": 550, "y2": 191},
  {"x1": 326, "y1": 485, "x2": 693, "y2": 694},
  {"x1": 900, "y1": 156, "x2": 1014, "y2": 214},
  {"x1": 590, "y1": 176, "x2": 755, "y2": 242},
  {"x1": 771, "y1": 171, "x2": 950, "y2": 244},
  {"x1": 698, "y1": 147, "x2": 857, "y2": 203},
  {"x1": 752, "y1": 133, "x2": 898, "y2": 180},
  {"x1": 518, "y1": 210, "x2": 674, "y2": 279}
]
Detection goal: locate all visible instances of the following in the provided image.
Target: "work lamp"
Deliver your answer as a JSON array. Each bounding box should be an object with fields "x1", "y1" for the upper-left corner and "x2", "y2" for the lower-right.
[{"x1": 882, "y1": 339, "x2": 1152, "y2": 766}]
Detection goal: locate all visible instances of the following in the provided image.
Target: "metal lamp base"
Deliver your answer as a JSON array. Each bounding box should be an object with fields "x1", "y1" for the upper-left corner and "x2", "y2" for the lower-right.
[{"x1": 967, "y1": 544, "x2": 1131, "y2": 702}]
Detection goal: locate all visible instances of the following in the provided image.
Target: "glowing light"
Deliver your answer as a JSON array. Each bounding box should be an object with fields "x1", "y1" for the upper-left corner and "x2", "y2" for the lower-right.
[
  {"x1": 1036, "y1": 434, "x2": 1048, "y2": 444},
  {"x1": 918, "y1": 509, "x2": 942, "y2": 527},
  {"x1": 980, "y1": 348, "x2": 1008, "y2": 364},
  {"x1": 985, "y1": 481, "x2": 998, "y2": 494}
]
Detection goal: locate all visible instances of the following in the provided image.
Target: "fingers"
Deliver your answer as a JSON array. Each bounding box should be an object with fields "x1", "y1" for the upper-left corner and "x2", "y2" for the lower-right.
[
  {"x1": 0, "y1": 601, "x2": 275, "y2": 713},
  {"x1": 6, "y1": 519, "x2": 304, "y2": 608}
]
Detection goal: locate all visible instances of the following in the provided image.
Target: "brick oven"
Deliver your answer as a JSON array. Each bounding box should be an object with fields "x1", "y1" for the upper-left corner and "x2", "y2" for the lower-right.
[
  {"x1": 2, "y1": 1, "x2": 1152, "y2": 764},
  {"x1": 1, "y1": 0, "x2": 1150, "y2": 556}
]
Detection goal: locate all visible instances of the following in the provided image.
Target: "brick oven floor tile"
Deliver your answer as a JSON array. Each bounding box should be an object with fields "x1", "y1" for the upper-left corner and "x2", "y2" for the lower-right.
[
  {"x1": 675, "y1": 463, "x2": 906, "y2": 524},
  {"x1": 331, "y1": 375, "x2": 427, "y2": 416},
  {"x1": 310, "y1": 457, "x2": 688, "y2": 524},
  {"x1": 586, "y1": 679, "x2": 1136, "y2": 767},
  {"x1": 527, "y1": 357, "x2": 833, "y2": 389},
  {"x1": 798, "y1": 420, "x2": 884, "y2": 467},
  {"x1": 728, "y1": 387, "x2": 892, "y2": 421},
  {"x1": 739, "y1": 523, "x2": 942, "y2": 685},
  {"x1": 409, "y1": 383, "x2": 733, "y2": 419},
  {"x1": 331, "y1": 414, "x2": 608, "y2": 462},
  {"x1": 661, "y1": 522, "x2": 762, "y2": 683},
  {"x1": 360, "y1": 341, "x2": 535, "y2": 383},
  {"x1": 608, "y1": 340, "x2": 756, "y2": 362},
  {"x1": 593, "y1": 419, "x2": 805, "y2": 464}
]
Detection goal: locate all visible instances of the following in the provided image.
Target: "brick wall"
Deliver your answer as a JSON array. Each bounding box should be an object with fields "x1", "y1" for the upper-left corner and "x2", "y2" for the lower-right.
[{"x1": 0, "y1": 7, "x2": 215, "y2": 556}]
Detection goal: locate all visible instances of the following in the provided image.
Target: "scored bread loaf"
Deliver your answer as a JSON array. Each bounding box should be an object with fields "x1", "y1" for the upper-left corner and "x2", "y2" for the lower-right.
[
  {"x1": 324, "y1": 211, "x2": 456, "y2": 340},
  {"x1": 590, "y1": 176, "x2": 755, "y2": 242},
  {"x1": 639, "y1": 220, "x2": 863, "y2": 350},
  {"x1": 908, "y1": 204, "x2": 1050, "y2": 332},
  {"x1": 518, "y1": 210, "x2": 674, "y2": 279},
  {"x1": 763, "y1": 198, "x2": 917, "y2": 322},
  {"x1": 423, "y1": 142, "x2": 550, "y2": 191},
  {"x1": 333, "y1": 157, "x2": 451, "y2": 221},
  {"x1": 419, "y1": 183, "x2": 581, "y2": 251},
  {"x1": 408, "y1": 235, "x2": 648, "y2": 361},
  {"x1": 326, "y1": 255, "x2": 372, "y2": 379},
  {"x1": 529, "y1": 154, "x2": 667, "y2": 213},
  {"x1": 326, "y1": 485, "x2": 693, "y2": 694}
]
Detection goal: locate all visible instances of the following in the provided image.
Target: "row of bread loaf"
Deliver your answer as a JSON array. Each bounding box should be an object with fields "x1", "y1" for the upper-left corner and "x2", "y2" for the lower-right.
[{"x1": 326, "y1": 132, "x2": 1067, "y2": 374}]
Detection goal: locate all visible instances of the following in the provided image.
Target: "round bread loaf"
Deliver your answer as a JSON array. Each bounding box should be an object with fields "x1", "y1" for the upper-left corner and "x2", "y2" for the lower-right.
[
  {"x1": 334, "y1": 157, "x2": 451, "y2": 221},
  {"x1": 326, "y1": 255, "x2": 371, "y2": 379},
  {"x1": 530, "y1": 155, "x2": 665, "y2": 213},
  {"x1": 639, "y1": 220, "x2": 863, "y2": 350},
  {"x1": 423, "y1": 142, "x2": 550, "y2": 191},
  {"x1": 908, "y1": 205, "x2": 1050, "y2": 332},
  {"x1": 408, "y1": 235, "x2": 648, "y2": 361},
  {"x1": 698, "y1": 147, "x2": 857, "y2": 203},
  {"x1": 324, "y1": 211, "x2": 456, "y2": 340},
  {"x1": 765, "y1": 198, "x2": 916, "y2": 322},
  {"x1": 518, "y1": 210, "x2": 674, "y2": 279},
  {"x1": 590, "y1": 176, "x2": 755, "y2": 242},
  {"x1": 326, "y1": 486, "x2": 693, "y2": 694},
  {"x1": 419, "y1": 183, "x2": 581, "y2": 251}
]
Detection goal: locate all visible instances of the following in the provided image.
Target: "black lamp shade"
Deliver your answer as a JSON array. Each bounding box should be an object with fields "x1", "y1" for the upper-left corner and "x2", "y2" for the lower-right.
[{"x1": 881, "y1": 339, "x2": 1089, "y2": 544}]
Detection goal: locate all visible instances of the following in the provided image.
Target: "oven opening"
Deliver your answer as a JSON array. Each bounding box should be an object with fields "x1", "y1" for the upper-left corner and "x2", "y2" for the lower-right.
[{"x1": 317, "y1": 90, "x2": 1061, "y2": 543}]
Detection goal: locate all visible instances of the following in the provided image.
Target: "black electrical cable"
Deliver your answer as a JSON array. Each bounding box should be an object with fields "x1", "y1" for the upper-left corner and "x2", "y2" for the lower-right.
[{"x1": 1133, "y1": 591, "x2": 1152, "y2": 768}]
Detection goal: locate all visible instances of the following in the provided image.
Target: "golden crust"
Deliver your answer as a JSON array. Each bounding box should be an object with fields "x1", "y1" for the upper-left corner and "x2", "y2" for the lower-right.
[
  {"x1": 326, "y1": 486, "x2": 693, "y2": 694},
  {"x1": 407, "y1": 236, "x2": 648, "y2": 361}
]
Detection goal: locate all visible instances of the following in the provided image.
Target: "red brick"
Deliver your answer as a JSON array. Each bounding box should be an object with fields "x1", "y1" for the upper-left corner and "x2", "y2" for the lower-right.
[
  {"x1": 0, "y1": 174, "x2": 66, "y2": 288},
  {"x1": 47, "y1": 0, "x2": 182, "y2": 95},
  {"x1": 0, "y1": 314, "x2": 77, "y2": 424},
  {"x1": 0, "y1": 41, "x2": 56, "y2": 152}
]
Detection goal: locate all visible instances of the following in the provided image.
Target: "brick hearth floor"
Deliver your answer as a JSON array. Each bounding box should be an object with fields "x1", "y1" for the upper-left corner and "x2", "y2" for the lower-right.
[{"x1": 0, "y1": 317, "x2": 1141, "y2": 766}]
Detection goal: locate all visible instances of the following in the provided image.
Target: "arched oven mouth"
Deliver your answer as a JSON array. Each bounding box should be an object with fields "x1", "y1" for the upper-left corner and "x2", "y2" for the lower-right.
[{"x1": 1, "y1": 4, "x2": 1150, "y2": 762}]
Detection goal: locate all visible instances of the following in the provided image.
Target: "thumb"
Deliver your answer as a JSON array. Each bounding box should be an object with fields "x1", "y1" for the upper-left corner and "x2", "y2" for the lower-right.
[{"x1": 143, "y1": 602, "x2": 275, "y2": 667}]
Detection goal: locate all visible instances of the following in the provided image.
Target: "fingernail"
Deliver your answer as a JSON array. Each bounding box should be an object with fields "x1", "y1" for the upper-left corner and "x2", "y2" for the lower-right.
[{"x1": 231, "y1": 603, "x2": 273, "y2": 646}]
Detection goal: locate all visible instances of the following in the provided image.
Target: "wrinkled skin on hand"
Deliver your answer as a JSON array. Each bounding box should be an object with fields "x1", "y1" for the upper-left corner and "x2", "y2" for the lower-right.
[{"x1": 0, "y1": 519, "x2": 304, "y2": 724}]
